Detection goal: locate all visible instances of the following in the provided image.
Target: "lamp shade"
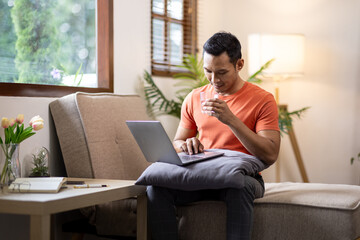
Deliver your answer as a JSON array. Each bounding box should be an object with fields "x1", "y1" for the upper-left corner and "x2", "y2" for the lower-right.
[{"x1": 248, "y1": 34, "x2": 305, "y2": 77}]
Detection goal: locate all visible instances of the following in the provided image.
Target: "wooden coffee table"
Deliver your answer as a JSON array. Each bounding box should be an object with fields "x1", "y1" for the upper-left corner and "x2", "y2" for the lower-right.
[{"x1": 0, "y1": 178, "x2": 147, "y2": 240}]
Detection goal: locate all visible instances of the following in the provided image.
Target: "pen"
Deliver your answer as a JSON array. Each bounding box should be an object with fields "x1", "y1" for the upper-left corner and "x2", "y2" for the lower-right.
[{"x1": 74, "y1": 184, "x2": 108, "y2": 188}]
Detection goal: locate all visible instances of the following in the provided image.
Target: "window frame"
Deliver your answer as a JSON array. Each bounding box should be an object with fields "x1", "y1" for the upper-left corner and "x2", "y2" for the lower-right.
[
  {"x1": 0, "y1": 0, "x2": 114, "y2": 98},
  {"x1": 151, "y1": 0, "x2": 197, "y2": 77}
]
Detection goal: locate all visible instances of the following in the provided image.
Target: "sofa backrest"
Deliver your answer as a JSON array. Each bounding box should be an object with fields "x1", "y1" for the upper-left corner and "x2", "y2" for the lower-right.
[{"x1": 49, "y1": 92, "x2": 150, "y2": 180}]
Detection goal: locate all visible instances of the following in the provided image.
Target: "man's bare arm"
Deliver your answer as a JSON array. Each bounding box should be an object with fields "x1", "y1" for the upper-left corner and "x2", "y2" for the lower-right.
[{"x1": 229, "y1": 121, "x2": 280, "y2": 165}]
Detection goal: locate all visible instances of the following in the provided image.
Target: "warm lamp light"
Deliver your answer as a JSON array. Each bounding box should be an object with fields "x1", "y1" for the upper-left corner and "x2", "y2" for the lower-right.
[
  {"x1": 248, "y1": 33, "x2": 305, "y2": 103},
  {"x1": 248, "y1": 34, "x2": 309, "y2": 183}
]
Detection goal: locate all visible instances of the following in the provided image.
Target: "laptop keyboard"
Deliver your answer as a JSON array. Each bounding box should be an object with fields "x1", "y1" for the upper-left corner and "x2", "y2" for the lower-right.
[{"x1": 180, "y1": 155, "x2": 203, "y2": 162}]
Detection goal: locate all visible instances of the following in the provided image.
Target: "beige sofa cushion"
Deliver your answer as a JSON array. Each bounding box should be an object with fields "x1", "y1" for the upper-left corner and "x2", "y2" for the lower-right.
[
  {"x1": 256, "y1": 182, "x2": 360, "y2": 210},
  {"x1": 252, "y1": 182, "x2": 360, "y2": 240},
  {"x1": 50, "y1": 93, "x2": 93, "y2": 178}
]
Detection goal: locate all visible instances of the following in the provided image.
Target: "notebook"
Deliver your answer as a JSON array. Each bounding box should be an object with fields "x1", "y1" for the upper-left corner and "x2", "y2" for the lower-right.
[
  {"x1": 8, "y1": 177, "x2": 66, "y2": 193},
  {"x1": 126, "y1": 120, "x2": 224, "y2": 165}
]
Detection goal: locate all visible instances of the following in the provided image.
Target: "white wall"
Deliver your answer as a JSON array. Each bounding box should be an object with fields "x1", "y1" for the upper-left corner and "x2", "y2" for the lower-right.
[
  {"x1": 113, "y1": 0, "x2": 151, "y2": 94},
  {"x1": 218, "y1": 0, "x2": 360, "y2": 184}
]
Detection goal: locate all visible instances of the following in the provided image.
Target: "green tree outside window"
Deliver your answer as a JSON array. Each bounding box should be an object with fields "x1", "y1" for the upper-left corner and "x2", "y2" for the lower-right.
[{"x1": 0, "y1": 0, "x2": 96, "y2": 86}]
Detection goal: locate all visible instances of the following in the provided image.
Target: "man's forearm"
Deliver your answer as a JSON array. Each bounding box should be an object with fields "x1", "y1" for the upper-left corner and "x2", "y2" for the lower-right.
[{"x1": 227, "y1": 116, "x2": 280, "y2": 165}]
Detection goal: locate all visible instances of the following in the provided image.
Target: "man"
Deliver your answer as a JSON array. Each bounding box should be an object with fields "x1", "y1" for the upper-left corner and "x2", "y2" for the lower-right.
[{"x1": 147, "y1": 32, "x2": 280, "y2": 240}]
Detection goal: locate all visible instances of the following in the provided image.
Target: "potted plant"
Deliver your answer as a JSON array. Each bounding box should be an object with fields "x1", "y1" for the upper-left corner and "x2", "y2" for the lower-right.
[{"x1": 29, "y1": 147, "x2": 50, "y2": 177}]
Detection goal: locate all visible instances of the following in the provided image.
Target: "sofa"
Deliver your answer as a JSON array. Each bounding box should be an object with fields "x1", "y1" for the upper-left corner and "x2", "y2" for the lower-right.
[{"x1": 50, "y1": 92, "x2": 360, "y2": 240}]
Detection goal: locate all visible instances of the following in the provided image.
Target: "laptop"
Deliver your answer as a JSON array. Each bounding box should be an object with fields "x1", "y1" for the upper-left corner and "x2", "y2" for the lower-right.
[{"x1": 126, "y1": 120, "x2": 224, "y2": 166}]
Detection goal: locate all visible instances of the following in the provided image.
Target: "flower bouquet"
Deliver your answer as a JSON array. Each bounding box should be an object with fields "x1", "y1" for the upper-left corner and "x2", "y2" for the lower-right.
[{"x1": 0, "y1": 114, "x2": 44, "y2": 187}]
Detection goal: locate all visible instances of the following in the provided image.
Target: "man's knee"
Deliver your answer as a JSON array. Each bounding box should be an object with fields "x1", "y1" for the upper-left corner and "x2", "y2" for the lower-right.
[
  {"x1": 146, "y1": 185, "x2": 157, "y2": 201},
  {"x1": 224, "y1": 187, "x2": 254, "y2": 202},
  {"x1": 222, "y1": 176, "x2": 264, "y2": 201},
  {"x1": 147, "y1": 186, "x2": 166, "y2": 201},
  {"x1": 147, "y1": 186, "x2": 175, "y2": 205},
  {"x1": 244, "y1": 175, "x2": 264, "y2": 199}
]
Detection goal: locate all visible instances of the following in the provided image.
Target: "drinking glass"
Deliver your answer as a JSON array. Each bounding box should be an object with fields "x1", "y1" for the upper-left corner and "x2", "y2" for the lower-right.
[{"x1": 200, "y1": 91, "x2": 218, "y2": 114}]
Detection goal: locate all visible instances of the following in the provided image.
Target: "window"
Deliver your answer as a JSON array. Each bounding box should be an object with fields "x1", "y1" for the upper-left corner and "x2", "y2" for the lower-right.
[
  {"x1": 0, "y1": 0, "x2": 113, "y2": 97},
  {"x1": 151, "y1": 0, "x2": 197, "y2": 76}
]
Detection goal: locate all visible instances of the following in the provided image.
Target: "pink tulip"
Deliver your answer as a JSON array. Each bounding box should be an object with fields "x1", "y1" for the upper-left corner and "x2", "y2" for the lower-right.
[
  {"x1": 29, "y1": 115, "x2": 44, "y2": 130},
  {"x1": 1, "y1": 117, "x2": 10, "y2": 129},
  {"x1": 16, "y1": 114, "x2": 24, "y2": 124},
  {"x1": 32, "y1": 122, "x2": 44, "y2": 131},
  {"x1": 9, "y1": 118, "x2": 16, "y2": 127}
]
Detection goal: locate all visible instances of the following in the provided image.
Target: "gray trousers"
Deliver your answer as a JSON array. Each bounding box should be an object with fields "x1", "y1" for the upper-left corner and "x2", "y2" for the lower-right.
[{"x1": 147, "y1": 175, "x2": 264, "y2": 240}]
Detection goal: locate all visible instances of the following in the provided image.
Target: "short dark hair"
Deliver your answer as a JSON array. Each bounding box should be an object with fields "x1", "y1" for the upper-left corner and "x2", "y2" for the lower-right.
[{"x1": 203, "y1": 31, "x2": 242, "y2": 66}]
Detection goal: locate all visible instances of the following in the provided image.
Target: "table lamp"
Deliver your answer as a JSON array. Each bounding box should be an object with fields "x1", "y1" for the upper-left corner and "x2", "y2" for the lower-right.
[
  {"x1": 247, "y1": 33, "x2": 305, "y2": 103},
  {"x1": 247, "y1": 33, "x2": 308, "y2": 182}
]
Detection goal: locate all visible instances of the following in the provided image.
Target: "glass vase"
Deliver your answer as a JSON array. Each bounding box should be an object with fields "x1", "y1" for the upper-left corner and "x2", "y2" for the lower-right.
[{"x1": 0, "y1": 144, "x2": 21, "y2": 190}]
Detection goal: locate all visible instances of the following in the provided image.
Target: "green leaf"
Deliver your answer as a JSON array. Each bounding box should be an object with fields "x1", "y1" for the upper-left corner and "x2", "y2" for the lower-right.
[
  {"x1": 16, "y1": 123, "x2": 20, "y2": 134},
  {"x1": 17, "y1": 124, "x2": 25, "y2": 140},
  {"x1": 142, "y1": 70, "x2": 182, "y2": 118},
  {"x1": 77, "y1": 72, "x2": 84, "y2": 87},
  {"x1": 17, "y1": 132, "x2": 36, "y2": 143},
  {"x1": 74, "y1": 63, "x2": 83, "y2": 86},
  {"x1": 350, "y1": 153, "x2": 360, "y2": 164},
  {"x1": 278, "y1": 106, "x2": 310, "y2": 135},
  {"x1": 159, "y1": 100, "x2": 166, "y2": 110},
  {"x1": 248, "y1": 78, "x2": 263, "y2": 84},
  {"x1": 247, "y1": 59, "x2": 275, "y2": 83},
  {"x1": 5, "y1": 128, "x2": 10, "y2": 144},
  {"x1": 152, "y1": 97, "x2": 162, "y2": 105}
]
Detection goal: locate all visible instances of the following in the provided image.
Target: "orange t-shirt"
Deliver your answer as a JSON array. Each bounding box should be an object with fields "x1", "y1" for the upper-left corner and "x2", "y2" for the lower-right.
[{"x1": 180, "y1": 81, "x2": 280, "y2": 155}]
